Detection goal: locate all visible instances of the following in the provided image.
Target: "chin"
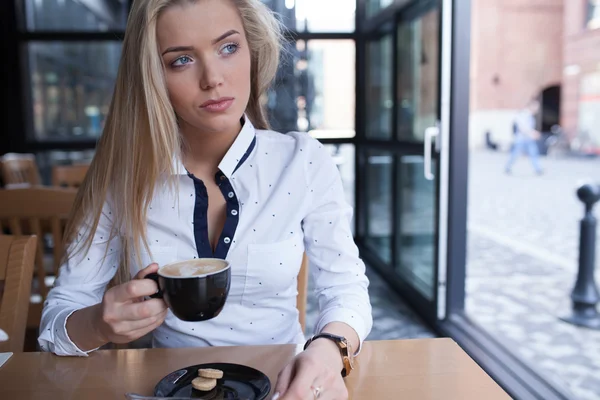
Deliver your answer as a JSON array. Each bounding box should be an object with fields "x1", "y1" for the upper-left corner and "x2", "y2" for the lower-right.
[{"x1": 197, "y1": 111, "x2": 243, "y2": 134}]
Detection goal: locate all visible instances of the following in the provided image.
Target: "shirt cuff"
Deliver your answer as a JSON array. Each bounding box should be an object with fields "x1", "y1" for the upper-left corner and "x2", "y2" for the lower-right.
[
  {"x1": 51, "y1": 308, "x2": 100, "y2": 356},
  {"x1": 314, "y1": 307, "x2": 368, "y2": 355}
]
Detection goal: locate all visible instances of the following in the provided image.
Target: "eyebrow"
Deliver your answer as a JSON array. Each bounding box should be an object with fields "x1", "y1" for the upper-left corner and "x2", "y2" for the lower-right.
[
  {"x1": 211, "y1": 29, "x2": 240, "y2": 45},
  {"x1": 161, "y1": 30, "x2": 240, "y2": 56}
]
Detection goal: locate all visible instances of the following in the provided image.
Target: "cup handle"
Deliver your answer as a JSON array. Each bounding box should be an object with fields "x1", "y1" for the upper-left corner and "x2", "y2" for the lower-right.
[{"x1": 146, "y1": 273, "x2": 163, "y2": 299}]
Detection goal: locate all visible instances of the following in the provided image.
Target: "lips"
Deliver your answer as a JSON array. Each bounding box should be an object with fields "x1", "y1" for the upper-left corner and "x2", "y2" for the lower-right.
[
  {"x1": 200, "y1": 97, "x2": 233, "y2": 107},
  {"x1": 200, "y1": 97, "x2": 234, "y2": 112}
]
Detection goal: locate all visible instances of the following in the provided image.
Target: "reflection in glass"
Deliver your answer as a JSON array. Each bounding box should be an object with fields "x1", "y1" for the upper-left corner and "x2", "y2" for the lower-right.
[
  {"x1": 25, "y1": 0, "x2": 128, "y2": 31},
  {"x1": 324, "y1": 144, "x2": 356, "y2": 234},
  {"x1": 395, "y1": 155, "x2": 436, "y2": 300},
  {"x1": 35, "y1": 150, "x2": 96, "y2": 185},
  {"x1": 296, "y1": 40, "x2": 356, "y2": 139},
  {"x1": 397, "y1": 9, "x2": 440, "y2": 141},
  {"x1": 293, "y1": 0, "x2": 355, "y2": 32},
  {"x1": 366, "y1": 35, "x2": 393, "y2": 139},
  {"x1": 366, "y1": 0, "x2": 394, "y2": 18},
  {"x1": 365, "y1": 151, "x2": 393, "y2": 263},
  {"x1": 29, "y1": 42, "x2": 121, "y2": 140}
]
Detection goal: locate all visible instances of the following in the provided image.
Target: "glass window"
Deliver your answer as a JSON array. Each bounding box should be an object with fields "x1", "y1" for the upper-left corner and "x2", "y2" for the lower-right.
[
  {"x1": 364, "y1": 150, "x2": 393, "y2": 263},
  {"x1": 293, "y1": 0, "x2": 355, "y2": 32},
  {"x1": 588, "y1": 0, "x2": 600, "y2": 30},
  {"x1": 366, "y1": 35, "x2": 393, "y2": 139},
  {"x1": 35, "y1": 150, "x2": 95, "y2": 185},
  {"x1": 397, "y1": 9, "x2": 440, "y2": 141},
  {"x1": 296, "y1": 40, "x2": 356, "y2": 139},
  {"x1": 395, "y1": 155, "x2": 436, "y2": 300},
  {"x1": 25, "y1": 0, "x2": 128, "y2": 31},
  {"x1": 366, "y1": 0, "x2": 394, "y2": 19},
  {"x1": 28, "y1": 42, "x2": 121, "y2": 141}
]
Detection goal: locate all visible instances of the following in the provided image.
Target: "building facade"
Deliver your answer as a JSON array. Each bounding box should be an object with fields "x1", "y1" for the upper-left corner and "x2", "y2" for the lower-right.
[
  {"x1": 469, "y1": 0, "x2": 600, "y2": 153},
  {"x1": 469, "y1": 0, "x2": 564, "y2": 150},
  {"x1": 562, "y1": 0, "x2": 600, "y2": 154}
]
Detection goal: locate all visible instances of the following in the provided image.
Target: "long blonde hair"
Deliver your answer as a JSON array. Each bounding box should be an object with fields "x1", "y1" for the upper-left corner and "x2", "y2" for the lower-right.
[{"x1": 64, "y1": 0, "x2": 283, "y2": 284}]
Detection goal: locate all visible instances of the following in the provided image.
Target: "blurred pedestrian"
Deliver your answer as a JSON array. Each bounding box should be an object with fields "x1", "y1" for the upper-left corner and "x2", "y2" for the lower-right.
[{"x1": 505, "y1": 99, "x2": 543, "y2": 175}]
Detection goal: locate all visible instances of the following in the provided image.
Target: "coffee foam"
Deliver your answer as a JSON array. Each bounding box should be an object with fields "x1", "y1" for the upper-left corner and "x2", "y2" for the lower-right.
[{"x1": 160, "y1": 259, "x2": 227, "y2": 277}]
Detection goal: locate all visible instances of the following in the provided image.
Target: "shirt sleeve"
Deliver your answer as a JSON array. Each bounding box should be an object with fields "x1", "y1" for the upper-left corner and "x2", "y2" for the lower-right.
[
  {"x1": 301, "y1": 137, "x2": 373, "y2": 350},
  {"x1": 38, "y1": 202, "x2": 121, "y2": 356}
]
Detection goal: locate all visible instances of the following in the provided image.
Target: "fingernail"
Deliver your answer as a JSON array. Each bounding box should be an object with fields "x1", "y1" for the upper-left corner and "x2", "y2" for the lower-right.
[{"x1": 271, "y1": 392, "x2": 280, "y2": 400}]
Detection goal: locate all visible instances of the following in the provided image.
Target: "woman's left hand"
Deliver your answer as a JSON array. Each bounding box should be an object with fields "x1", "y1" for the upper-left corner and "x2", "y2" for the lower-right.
[{"x1": 273, "y1": 339, "x2": 348, "y2": 400}]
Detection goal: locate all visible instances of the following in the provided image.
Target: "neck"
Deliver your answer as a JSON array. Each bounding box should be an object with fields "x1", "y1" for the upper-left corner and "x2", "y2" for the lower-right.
[{"x1": 180, "y1": 119, "x2": 242, "y2": 176}]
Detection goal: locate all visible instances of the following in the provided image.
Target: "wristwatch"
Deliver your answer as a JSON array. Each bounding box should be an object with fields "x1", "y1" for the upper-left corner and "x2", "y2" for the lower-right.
[{"x1": 304, "y1": 333, "x2": 355, "y2": 377}]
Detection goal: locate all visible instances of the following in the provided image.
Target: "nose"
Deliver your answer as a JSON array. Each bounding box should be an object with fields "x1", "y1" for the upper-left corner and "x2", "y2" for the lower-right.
[{"x1": 199, "y1": 59, "x2": 224, "y2": 91}]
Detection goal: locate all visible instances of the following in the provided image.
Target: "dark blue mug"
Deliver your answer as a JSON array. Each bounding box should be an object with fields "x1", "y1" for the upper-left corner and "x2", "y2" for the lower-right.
[{"x1": 146, "y1": 258, "x2": 231, "y2": 321}]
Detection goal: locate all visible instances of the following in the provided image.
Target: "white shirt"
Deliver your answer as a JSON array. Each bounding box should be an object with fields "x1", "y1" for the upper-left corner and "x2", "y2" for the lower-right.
[
  {"x1": 39, "y1": 117, "x2": 373, "y2": 356},
  {"x1": 515, "y1": 109, "x2": 536, "y2": 139}
]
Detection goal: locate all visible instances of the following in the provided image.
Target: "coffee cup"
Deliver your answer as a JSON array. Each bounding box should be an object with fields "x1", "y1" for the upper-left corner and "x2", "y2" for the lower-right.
[{"x1": 146, "y1": 258, "x2": 230, "y2": 321}]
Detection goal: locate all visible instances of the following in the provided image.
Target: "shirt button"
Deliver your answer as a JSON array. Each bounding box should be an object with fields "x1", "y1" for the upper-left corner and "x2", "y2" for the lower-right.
[
  {"x1": 231, "y1": 209, "x2": 238, "y2": 216},
  {"x1": 228, "y1": 192, "x2": 235, "y2": 198},
  {"x1": 224, "y1": 237, "x2": 231, "y2": 244},
  {"x1": 220, "y1": 175, "x2": 227, "y2": 181}
]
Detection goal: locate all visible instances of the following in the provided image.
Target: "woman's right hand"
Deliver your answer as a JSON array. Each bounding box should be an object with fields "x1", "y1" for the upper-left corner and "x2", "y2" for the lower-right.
[{"x1": 93, "y1": 263, "x2": 168, "y2": 344}]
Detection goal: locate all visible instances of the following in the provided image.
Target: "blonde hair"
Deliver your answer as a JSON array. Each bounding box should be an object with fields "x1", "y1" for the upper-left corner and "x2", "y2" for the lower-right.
[{"x1": 63, "y1": 0, "x2": 283, "y2": 285}]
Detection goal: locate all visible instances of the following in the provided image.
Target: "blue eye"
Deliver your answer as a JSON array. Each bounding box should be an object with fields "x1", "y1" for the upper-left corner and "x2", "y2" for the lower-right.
[
  {"x1": 172, "y1": 55, "x2": 192, "y2": 67},
  {"x1": 221, "y1": 43, "x2": 239, "y2": 55}
]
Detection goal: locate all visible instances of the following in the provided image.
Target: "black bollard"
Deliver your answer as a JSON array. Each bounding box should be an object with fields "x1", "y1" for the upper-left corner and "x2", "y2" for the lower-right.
[{"x1": 560, "y1": 183, "x2": 600, "y2": 329}]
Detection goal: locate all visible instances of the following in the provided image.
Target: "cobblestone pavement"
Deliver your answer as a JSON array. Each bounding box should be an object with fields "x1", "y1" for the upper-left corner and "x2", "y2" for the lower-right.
[{"x1": 467, "y1": 150, "x2": 600, "y2": 400}]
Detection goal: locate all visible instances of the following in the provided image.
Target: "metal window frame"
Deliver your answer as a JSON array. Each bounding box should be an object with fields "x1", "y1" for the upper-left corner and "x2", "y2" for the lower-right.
[{"x1": 356, "y1": 1, "x2": 575, "y2": 399}]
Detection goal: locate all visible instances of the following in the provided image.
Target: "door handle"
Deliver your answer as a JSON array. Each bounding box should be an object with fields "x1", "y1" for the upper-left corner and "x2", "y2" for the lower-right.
[{"x1": 424, "y1": 126, "x2": 439, "y2": 180}]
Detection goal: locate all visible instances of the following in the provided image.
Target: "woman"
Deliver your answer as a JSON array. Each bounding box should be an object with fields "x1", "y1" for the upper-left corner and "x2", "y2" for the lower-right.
[{"x1": 38, "y1": 0, "x2": 372, "y2": 399}]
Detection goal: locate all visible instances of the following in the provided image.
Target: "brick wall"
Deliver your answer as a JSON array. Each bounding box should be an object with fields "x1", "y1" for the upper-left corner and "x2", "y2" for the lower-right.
[
  {"x1": 562, "y1": 0, "x2": 600, "y2": 140},
  {"x1": 470, "y1": 0, "x2": 564, "y2": 149},
  {"x1": 471, "y1": 0, "x2": 564, "y2": 111}
]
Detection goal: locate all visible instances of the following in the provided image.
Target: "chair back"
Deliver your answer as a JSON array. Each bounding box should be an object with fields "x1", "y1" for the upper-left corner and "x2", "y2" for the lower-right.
[
  {"x1": 0, "y1": 235, "x2": 37, "y2": 352},
  {"x1": 0, "y1": 187, "x2": 77, "y2": 298},
  {"x1": 0, "y1": 153, "x2": 41, "y2": 187},
  {"x1": 52, "y1": 164, "x2": 90, "y2": 188},
  {"x1": 297, "y1": 253, "x2": 309, "y2": 333}
]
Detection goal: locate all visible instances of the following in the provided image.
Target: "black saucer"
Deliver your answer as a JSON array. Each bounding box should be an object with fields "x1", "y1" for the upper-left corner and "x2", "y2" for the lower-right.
[{"x1": 154, "y1": 362, "x2": 271, "y2": 399}]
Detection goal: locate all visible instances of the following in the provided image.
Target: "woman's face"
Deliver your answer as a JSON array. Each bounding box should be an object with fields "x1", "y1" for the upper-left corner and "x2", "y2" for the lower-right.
[{"x1": 158, "y1": 0, "x2": 251, "y2": 135}]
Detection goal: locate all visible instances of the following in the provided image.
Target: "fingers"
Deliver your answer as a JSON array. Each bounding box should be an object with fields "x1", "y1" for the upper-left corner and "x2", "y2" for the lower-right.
[
  {"x1": 108, "y1": 278, "x2": 160, "y2": 304},
  {"x1": 273, "y1": 362, "x2": 295, "y2": 400},
  {"x1": 117, "y1": 298, "x2": 168, "y2": 321},
  {"x1": 110, "y1": 309, "x2": 168, "y2": 344},
  {"x1": 134, "y1": 263, "x2": 159, "y2": 280},
  {"x1": 280, "y1": 361, "x2": 315, "y2": 400},
  {"x1": 110, "y1": 308, "x2": 168, "y2": 337}
]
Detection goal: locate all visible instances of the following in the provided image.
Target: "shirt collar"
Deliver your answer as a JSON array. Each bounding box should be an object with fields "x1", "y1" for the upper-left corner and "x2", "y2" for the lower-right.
[{"x1": 172, "y1": 115, "x2": 256, "y2": 178}]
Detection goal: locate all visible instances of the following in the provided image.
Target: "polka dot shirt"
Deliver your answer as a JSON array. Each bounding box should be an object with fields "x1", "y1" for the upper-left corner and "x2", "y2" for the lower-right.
[{"x1": 38, "y1": 116, "x2": 372, "y2": 356}]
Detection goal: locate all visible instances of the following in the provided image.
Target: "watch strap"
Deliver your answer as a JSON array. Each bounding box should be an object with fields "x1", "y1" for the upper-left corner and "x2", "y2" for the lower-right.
[{"x1": 304, "y1": 333, "x2": 350, "y2": 377}]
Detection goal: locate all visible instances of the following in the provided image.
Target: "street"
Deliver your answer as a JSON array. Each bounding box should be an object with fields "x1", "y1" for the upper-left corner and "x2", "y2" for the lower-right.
[{"x1": 467, "y1": 150, "x2": 600, "y2": 400}]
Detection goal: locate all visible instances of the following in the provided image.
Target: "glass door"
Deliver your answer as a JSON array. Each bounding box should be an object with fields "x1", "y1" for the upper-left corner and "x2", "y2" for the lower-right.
[
  {"x1": 361, "y1": 0, "x2": 451, "y2": 323},
  {"x1": 395, "y1": 4, "x2": 441, "y2": 308}
]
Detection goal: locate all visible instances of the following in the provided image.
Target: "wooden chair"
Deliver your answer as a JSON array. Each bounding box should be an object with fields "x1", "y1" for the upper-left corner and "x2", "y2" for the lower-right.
[
  {"x1": 0, "y1": 153, "x2": 41, "y2": 187},
  {"x1": 52, "y1": 164, "x2": 90, "y2": 188},
  {"x1": 297, "y1": 253, "x2": 309, "y2": 333},
  {"x1": 0, "y1": 187, "x2": 77, "y2": 320},
  {"x1": 0, "y1": 235, "x2": 37, "y2": 352}
]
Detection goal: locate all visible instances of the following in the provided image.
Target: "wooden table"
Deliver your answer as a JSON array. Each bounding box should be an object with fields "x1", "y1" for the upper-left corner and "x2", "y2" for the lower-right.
[{"x1": 0, "y1": 338, "x2": 509, "y2": 399}]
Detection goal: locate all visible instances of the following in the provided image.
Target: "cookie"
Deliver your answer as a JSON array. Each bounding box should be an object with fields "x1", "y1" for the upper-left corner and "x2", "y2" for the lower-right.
[
  {"x1": 198, "y1": 368, "x2": 224, "y2": 379},
  {"x1": 191, "y1": 377, "x2": 217, "y2": 391}
]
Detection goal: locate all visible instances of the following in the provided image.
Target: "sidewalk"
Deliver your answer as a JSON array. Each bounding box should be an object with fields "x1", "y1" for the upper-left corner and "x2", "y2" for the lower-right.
[{"x1": 467, "y1": 150, "x2": 600, "y2": 400}]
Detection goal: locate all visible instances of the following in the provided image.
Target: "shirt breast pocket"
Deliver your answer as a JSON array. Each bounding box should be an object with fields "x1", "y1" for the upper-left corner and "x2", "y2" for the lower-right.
[{"x1": 244, "y1": 236, "x2": 304, "y2": 305}]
